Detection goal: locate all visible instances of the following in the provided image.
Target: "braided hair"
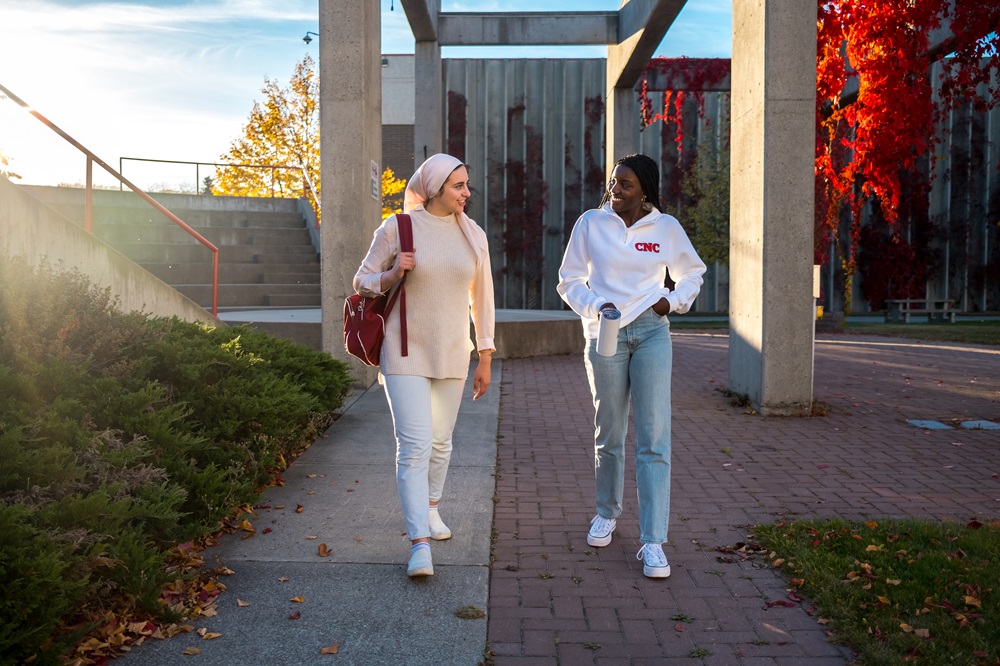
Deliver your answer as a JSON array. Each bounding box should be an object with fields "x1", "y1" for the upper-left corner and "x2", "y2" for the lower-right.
[{"x1": 599, "y1": 153, "x2": 661, "y2": 210}]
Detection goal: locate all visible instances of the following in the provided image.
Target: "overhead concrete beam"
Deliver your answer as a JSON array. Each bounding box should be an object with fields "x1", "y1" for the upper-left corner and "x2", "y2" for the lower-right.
[
  {"x1": 438, "y1": 12, "x2": 617, "y2": 46},
  {"x1": 399, "y1": 0, "x2": 440, "y2": 41},
  {"x1": 608, "y1": 0, "x2": 687, "y2": 89}
]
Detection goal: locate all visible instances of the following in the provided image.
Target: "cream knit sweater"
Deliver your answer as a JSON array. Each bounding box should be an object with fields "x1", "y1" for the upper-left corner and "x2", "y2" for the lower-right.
[{"x1": 353, "y1": 210, "x2": 496, "y2": 379}]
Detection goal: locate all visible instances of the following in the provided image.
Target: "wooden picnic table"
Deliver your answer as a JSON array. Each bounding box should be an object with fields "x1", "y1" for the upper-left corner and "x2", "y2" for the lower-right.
[{"x1": 884, "y1": 298, "x2": 957, "y2": 323}]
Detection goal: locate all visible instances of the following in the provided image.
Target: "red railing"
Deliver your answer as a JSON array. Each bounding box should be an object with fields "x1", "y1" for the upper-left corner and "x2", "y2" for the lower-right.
[
  {"x1": 118, "y1": 157, "x2": 321, "y2": 228},
  {"x1": 0, "y1": 83, "x2": 220, "y2": 316}
]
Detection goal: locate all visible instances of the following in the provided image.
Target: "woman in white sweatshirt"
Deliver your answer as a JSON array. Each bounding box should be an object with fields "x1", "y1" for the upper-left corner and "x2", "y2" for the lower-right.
[
  {"x1": 353, "y1": 153, "x2": 496, "y2": 578},
  {"x1": 557, "y1": 153, "x2": 706, "y2": 579}
]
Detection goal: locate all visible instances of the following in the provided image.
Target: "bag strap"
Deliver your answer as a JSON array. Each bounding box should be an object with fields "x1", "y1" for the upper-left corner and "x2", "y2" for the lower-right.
[{"x1": 383, "y1": 213, "x2": 413, "y2": 356}]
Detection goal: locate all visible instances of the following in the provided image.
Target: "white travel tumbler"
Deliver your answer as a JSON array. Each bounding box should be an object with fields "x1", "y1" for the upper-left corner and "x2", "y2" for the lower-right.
[{"x1": 596, "y1": 307, "x2": 621, "y2": 357}]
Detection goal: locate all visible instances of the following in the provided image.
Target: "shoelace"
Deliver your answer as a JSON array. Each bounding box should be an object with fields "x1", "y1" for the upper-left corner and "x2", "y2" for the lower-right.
[
  {"x1": 637, "y1": 544, "x2": 667, "y2": 567},
  {"x1": 591, "y1": 515, "x2": 615, "y2": 533}
]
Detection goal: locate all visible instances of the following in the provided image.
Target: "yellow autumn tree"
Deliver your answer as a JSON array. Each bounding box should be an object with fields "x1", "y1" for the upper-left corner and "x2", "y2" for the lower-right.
[
  {"x1": 382, "y1": 168, "x2": 406, "y2": 217},
  {"x1": 213, "y1": 55, "x2": 320, "y2": 204},
  {"x1": 214, "y1": 54, "x2": 408, "y2": 221}
]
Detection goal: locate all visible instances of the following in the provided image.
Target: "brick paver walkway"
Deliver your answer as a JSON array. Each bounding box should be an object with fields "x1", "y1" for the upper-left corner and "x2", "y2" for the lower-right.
[{"x1": 489, "y1": 332, "x2": 1000, "y2": 665}]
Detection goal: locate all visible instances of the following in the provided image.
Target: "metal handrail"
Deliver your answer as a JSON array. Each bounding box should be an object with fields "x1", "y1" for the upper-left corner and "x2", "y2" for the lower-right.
[
  {"x1": 0, "y1": 83, "x2": 219, "y2": 316},
  {"x1": 119, "y1": 157, "x2": 322, "y2": 228}
]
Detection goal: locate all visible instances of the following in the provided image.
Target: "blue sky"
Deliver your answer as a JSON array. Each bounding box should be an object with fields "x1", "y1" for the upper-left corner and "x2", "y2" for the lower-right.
[{"x1": 0, "y1": 0, "x2": 732, "y2": 189}]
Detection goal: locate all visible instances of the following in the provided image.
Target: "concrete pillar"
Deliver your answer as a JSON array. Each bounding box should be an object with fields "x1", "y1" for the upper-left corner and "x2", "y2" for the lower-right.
[
  {"x1": 414, "y1": 40, "x2": 442, "y2": 163},
  {"x1": 605, "y1": 85, "x2": 637, "y2": 174},
  {"x1": 728, "y1": 0, "x2": 817, "y2": 415},
  {"x1": 319, "y1": 1, "x2": 382, "y2": 382}
]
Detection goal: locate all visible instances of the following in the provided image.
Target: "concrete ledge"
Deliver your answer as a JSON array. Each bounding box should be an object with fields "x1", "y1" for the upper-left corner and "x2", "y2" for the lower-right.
[
  {"x1": 237, "y1": 320, "x2": 323, "y2": 351},
  {"x1": 1, "y1": 178, "x2": 221, "y2": 327},
  {"x1": 220, "y1": 309, "x2": 585, "y2": 358},
  {"x1": 494, "y1": 316, "x2": 582, "y2": 359}
]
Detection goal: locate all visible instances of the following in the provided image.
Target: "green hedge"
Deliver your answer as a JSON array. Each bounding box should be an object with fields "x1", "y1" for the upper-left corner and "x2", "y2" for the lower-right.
[{"x1": 0, "y1": 258, "x2": 352, "y2": 664}]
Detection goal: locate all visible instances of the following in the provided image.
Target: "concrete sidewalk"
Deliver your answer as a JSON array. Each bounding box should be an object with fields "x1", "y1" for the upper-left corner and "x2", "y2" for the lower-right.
[
  {"x1": 121, "y1": 332, "x2": 999, "y2": 665},
  {"x1": 122, "y1": 362, "x2": 502, "y2": 666}
]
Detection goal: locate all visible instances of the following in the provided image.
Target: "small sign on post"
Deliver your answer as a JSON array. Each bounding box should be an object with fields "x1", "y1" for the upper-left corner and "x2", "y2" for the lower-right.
[{"x1": 371, "y1": 160, "x2": 380, "y2": 201}]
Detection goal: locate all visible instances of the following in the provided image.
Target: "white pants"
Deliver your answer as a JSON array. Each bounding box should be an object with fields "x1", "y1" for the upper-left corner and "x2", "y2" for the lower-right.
[{"x1": 382, "y1": 374, "x2": 466, "y2": 540}]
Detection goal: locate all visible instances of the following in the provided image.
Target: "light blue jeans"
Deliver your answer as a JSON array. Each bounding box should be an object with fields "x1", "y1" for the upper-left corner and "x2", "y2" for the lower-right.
[
  {"x1": 382, "y1": 375, "x2": 466, "y2": 540},
  {"x1": 584, "y1": 307, "x2": 673, "y2": 544}
]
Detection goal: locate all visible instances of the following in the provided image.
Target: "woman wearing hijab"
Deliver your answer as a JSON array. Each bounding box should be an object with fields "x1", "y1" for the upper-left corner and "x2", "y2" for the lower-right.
[
  {"x1": 557, "y1": 153, "x2": 706, "y2": 579},
  {"x1": 353, "y1": 153, "x2": 495, "y2": 578}
]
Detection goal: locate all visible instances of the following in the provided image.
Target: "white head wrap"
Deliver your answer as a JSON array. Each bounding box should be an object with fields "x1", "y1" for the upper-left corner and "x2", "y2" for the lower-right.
[{"x1": 403, "y1": 153, "x2": 487, "y2": 264}]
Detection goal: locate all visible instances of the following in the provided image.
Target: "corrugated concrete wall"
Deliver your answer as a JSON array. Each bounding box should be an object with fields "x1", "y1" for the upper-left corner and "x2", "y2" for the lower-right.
[
  {"x1": 446, "y1": 57, "x2": 997, "y2": 314},
  {"x1": 443, "y1": 58, "x2": 730, "y2": 312}
]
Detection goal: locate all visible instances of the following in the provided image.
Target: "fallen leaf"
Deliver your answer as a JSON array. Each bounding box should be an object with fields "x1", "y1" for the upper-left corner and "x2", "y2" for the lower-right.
[
  {"x1": 674, "y1": 624, "x2": 685, "y2": 632},
  {"x1": 356, "y1": 535, "x2": 364, "y2": 543},
  {"x1": 182, "y1": 647, "x2": 201, "y2": 655},
  {"x1": 275, "y1": 505, "x2": 285, "y2": 509},
  {"x1": 289, "y1": 611, "x2": 301, "y2": 620},
  {"x1": 307, "y1": 473, "x2": 317, "y2": 478},
  {"x1": 296, "y1": 505, "x2": 304, "y2": 513},
  {"x1": 290, "y1": 596, "x2": 304, "y2": 603},
  {"x1": 201, "y1": 632, "x2": 221, "y2": 640},
  {"x1": 914, "y1": 628, "x2": 930, "y2": 638},
  {"x1": 865, "y1": 521, "x2": 878, "y2": 529},
  {"x1": 766, "y1": 600, "x2": 796, "y2": 608},
  {"x1": 238, "y1": 520, "x2": 254, "y2": 532},
  {"x1": 900, "y1": 623, "x2": 913, "y2": 633},
  {"x1": 262, "y1": 528, "x2": 272, "y2": 535},
  {"x1": 965, "y1": 596, "x2": 982, "y2": 609},
  {"x1": 318, "y1": 544, "x2": 331, "y2": 557},
  {"x1": 886, "y1": 579, "x2": 901, "y2": 586},
  {"x1": 790, "y1": 577, "x2": 805, "y2": 586},
  {"x1": 278, "y1": 577, "x2": 289, "y2": 582},
  {"x1": 237, "y1": 599, "x2": 251, "y2": 607},
  {"x1": 320, "y1": 643, "x2": 339, "y2": 655},
  {"x1": 866, "y1": 545, "x2": 883, "y2": 552},
  {"x1": 306, "y1": 535, "x2": 318, "y2": 540}
]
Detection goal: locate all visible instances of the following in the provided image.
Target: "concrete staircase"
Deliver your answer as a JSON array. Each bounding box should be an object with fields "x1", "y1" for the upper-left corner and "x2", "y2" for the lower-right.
[{"x1": 21, "y1": 186, "x2": 320, "y2": 312}]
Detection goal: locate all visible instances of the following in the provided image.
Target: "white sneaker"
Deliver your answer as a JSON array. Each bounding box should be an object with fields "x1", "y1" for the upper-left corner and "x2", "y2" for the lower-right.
[
  {"x1": 636, "y1": 543, "x2": 670, "y2": 578},
  {"x1": 428, "y1": 507, "x2": 452, "y2": 540},
  {"x1": 407, "y1": 545, "x2": 433, "y2": 577},
  {"x1": 587, "y1": 514, "x2": 617, "y2": 547}
]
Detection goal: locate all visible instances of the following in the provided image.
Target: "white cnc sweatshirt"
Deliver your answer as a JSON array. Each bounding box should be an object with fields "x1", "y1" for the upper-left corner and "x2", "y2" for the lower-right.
[{"x1": 557, "y1": 203, "x2": 707, "y2": 339}]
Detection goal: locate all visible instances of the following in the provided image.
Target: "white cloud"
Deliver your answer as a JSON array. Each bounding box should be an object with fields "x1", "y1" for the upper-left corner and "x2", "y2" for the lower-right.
[{"x1": 0, "y1": 0, "x2": 731, "y2": 187}]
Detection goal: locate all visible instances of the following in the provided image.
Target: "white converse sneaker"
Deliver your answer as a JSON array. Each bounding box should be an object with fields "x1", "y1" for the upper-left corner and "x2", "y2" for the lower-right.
[
  {"x1": 587, "y1": 514, "x2": 617, "y2": 547},
  {"x1": 428, "y1": 507, "x2": 452, "y2": 540},
  {"x1": 636, "y1": 543, "x2": 670, "y2": 578},
  {"x1": 407, "y1": 544, "x2": 433, "y2": 577}
]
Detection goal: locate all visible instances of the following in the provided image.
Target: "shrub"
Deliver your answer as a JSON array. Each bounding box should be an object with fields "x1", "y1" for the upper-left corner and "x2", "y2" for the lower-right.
[{"x1": 0, "y1": 257, "x2": 353, "y2": 663}]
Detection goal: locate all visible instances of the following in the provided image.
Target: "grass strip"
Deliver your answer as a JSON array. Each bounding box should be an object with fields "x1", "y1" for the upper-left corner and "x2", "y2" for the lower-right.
[{"x1": 753, "y1": 518, "x2": 1000, "y2": 666}]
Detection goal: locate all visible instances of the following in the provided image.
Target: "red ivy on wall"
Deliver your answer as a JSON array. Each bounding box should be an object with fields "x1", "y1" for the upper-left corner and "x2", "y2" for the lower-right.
[
  {"x1": 490, "y1": 101, "x2": 549, "y2": 307},
  {"x1": 447, "y1": 91, "x2": 468, "y2": 162},
  {"x1": 817, "y1": 0, "x2": 999, "y2": 230},
  {"x1": 816, "y1": 0, "x2": 999, "y2": 303},
  {"x1": 638, "y1": 58, "x2": 731, "y2": 155}
]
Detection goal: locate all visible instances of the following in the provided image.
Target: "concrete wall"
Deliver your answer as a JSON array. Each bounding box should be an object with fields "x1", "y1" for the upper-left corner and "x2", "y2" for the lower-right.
[
  {"x1": 442, "y1": 58, "x2": 730, "y2": 312},
  {"x1": 0, "y1": 177, "x2": 221, "y2": 326}
]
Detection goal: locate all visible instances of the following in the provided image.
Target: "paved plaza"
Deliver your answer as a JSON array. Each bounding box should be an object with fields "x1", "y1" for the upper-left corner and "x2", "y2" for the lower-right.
[{"x1": 122, "y1": 330, "x2": 999, "y2": 665}]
